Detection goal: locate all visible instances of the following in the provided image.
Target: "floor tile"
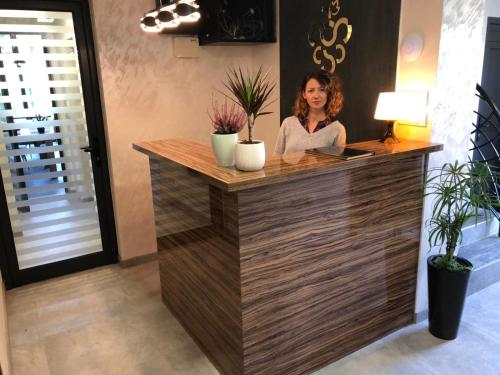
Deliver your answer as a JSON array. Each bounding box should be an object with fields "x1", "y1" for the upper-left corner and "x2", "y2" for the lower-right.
[
  {"x1": 7, "y1": 261, "x2": 500, "y2": 375},
  {"x1": 11, "y1": 343, "x2": 50, "y2": 375}
]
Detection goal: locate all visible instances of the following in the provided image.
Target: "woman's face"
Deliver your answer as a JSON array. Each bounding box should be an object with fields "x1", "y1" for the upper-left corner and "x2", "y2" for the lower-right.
[{"x1": 302, "y1": 78, "x2": 328, "y2": 112}]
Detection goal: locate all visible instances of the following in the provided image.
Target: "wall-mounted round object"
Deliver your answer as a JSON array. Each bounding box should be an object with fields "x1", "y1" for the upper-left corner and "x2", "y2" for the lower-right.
[{"x1": 400, "y1": 32, "x2": 424, "y2": 62}]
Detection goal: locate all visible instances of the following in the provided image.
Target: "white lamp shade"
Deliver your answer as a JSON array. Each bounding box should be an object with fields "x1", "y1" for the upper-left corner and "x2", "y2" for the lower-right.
[{"x1": 374, "y1": 91, "x2": 428, "y2": 124}]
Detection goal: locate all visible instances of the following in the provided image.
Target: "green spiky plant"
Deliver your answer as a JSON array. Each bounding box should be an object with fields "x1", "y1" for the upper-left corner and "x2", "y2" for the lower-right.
[
  {"x1": 425, "y1": 161, "x2": 500, "y2": 272},
  {"x1": 221, "y1": 66, "x2": 276, "y2": 144}
]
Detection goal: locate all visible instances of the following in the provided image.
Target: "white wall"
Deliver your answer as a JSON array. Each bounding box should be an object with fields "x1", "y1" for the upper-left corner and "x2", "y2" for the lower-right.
[
  {"x1": 414, "y1": 0, "x2": 486, "y2": 314},
  {"x1": 396, "y1": 0, "x2": 490, "y2": 315},
  {"x1": 396, "y1": 0, "x2": 488, "y2": 315}
]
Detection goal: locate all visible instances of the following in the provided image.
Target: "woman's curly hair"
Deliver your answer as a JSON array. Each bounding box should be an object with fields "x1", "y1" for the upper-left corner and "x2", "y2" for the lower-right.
[{"x1": 293, "y1": 71, "x2": 344, "y2": 120}]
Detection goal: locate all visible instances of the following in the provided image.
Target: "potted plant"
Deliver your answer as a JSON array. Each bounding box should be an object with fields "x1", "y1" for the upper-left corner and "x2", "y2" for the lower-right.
[
  {"x1": 425, "y1": 160, "x2": 500, "y2": 340},
  {"x1": 209, "y1": 99, "x2": 246, "y2": 167},
  {"x1": 222, "y1": 66, "x2": 276, "y2": 171}
]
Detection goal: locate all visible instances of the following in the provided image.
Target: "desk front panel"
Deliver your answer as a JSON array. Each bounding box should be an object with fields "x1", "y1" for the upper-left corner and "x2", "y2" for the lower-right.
[
  {"x1": 149, "y1": 153, "x2": 427, "y2": 375},
  {"x1": 238, "y1": 154, "x2": 425, "y2": 374}
]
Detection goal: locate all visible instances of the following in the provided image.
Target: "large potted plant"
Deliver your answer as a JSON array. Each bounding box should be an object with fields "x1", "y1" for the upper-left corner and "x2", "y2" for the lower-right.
[
  {"x1": 425, "y1": 160, "x2": 499, "y2": 340},
  {"x1": 222, "y1": 66, "x2": 276, "y2": 171},
  {"x1": 209, "y1": 99, "x2": 246, "y2": 167}
]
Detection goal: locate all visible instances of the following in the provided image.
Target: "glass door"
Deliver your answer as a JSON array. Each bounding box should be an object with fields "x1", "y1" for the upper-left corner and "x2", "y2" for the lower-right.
[{"x1": 0, "y1": 4, "x2": 117, "y2": 288}]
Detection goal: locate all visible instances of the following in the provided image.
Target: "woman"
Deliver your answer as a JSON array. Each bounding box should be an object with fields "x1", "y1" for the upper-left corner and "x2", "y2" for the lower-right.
[{"x1": 274, "y1": 71, "x2": 346, "y2": 155}]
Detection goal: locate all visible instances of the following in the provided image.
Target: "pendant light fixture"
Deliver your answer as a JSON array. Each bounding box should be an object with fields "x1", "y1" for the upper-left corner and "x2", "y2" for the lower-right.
[
  {"x1": 174, "y1": 0, "x2": 200, "y2": 23},
  {"x1": 140, "y1": 10, "x2": 162, "y2": 33},
  {"x1": 157, "y1": 8, "x2": 180, "y2": 28},
  {"x1": 140, "y1": 0, "x2": 200, "y2": 33}
]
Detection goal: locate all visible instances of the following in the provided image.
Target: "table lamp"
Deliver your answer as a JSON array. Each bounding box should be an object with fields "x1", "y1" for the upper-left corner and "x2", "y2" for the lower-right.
[{"x1": 374, "y1": 91, "x2": 428, "y2": 143}]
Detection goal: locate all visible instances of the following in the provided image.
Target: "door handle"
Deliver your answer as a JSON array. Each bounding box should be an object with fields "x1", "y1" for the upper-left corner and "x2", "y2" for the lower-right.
[{"x1": 80, "y1": 142, "x2": 101, "y2": 166}]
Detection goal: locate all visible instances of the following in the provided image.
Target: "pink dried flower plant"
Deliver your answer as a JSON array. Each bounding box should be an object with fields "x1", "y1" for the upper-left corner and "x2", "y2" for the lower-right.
[{"x1": 209, "y1": 99, "x2": 246, "y2": 134}]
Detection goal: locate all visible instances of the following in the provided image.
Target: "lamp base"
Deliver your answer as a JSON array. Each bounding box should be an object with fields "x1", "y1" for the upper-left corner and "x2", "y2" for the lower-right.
[{"x1": 379, "y1": 121, "x2": 400, "y2": 143}]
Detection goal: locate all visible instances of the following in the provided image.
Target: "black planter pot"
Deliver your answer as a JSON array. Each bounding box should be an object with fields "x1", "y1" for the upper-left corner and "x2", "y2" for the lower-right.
[{"x1": 427, "y1": 255, "x2": 472, "y2": 340}]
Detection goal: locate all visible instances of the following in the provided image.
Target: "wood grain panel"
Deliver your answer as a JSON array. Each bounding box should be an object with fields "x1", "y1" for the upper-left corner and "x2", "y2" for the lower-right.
[
  {"x1": 238, "y1": 155, "x2": 425, "y2": 374},
  {"x1": 209, "y1": 185, "x2": 240, "y2": 246},
  {"x1": 150, "y1": 158, "x2": 211, "y2": 236},
  {"x1": 134, "y1": 139, "x2": 442, "y2": 192},
  {"x1": 150, "y1": 158, "x2": 244, "y2": 374},
  {"x1": 158, "y1": 227, "x2": 242, "y2": 375}
]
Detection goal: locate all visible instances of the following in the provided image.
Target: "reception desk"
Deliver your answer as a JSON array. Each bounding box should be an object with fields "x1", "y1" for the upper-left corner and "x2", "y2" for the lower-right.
[{"x1": 133, "y1": 139, "x2": 442, "y2": 375}]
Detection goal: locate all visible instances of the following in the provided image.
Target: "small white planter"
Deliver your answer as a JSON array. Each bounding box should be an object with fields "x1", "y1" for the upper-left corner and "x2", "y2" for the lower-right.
[
  {"x1": 211, "y1": 133, "x2": 239, "y2": 167},
  {"x1": 235, "y1": 140, "x2": 266, "y2": 171}
]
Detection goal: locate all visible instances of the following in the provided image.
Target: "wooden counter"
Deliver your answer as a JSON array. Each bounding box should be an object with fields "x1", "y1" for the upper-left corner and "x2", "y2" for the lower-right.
[
  {"x1": 133, "y1": 139, "x2": 442, "y2": 192},
  {"x1": 133, "y1": 139, "x2": 442, "y2": 375}
]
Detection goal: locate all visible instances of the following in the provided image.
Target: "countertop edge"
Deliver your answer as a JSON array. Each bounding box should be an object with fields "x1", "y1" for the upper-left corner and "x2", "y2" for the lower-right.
[
  {"x1": 133, "y1": 143, "x2": 231, "y2": 191},
  {"x1": 225, "y1": 146, "x2": 443, "y2": 192},
  {"x1": 133, "y1": 140, "x2": 443, "y2": 193}
]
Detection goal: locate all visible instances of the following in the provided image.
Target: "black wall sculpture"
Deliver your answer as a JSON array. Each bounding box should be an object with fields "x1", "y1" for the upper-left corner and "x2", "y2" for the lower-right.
[{"x1": 280, "y1": 0, "x2": 401, "y2": 143}]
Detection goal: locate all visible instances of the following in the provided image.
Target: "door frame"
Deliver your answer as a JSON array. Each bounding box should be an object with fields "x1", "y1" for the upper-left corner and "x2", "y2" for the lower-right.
[{"x1": 0, "y1": 0, "x2": 118, "y2": 289}]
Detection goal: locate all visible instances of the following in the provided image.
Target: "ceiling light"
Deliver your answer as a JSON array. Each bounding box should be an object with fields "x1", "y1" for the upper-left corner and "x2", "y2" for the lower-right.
[
  {"x1": 159, "y1": 2, "x2": 177, "y2": 12},
  {"x1": 140, "y1": 11, "x2": 162, "y2": 33},
  {"x1": 174, "y1": 3, "x2": 200, "y2": 23},
  {"x1": 139, "y1": 0, "x2": 201, "y2": 33},
  {"x1": 157, "y1": 10, "x2": 180, "y2": 28}
]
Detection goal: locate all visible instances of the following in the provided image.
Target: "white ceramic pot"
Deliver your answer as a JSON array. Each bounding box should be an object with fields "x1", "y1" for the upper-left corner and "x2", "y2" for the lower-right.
[
  {"x1": 235, "y1": 140, "x2": 266, "y2": 171},
  {"x1": 211, "y1": 133, "x2": 239, "y2": 167}
]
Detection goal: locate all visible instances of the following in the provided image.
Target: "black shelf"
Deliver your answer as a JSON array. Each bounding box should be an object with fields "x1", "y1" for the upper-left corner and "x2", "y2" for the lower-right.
[{"x1": 198, "y1": 0, "x2": 276, "y2": 45}]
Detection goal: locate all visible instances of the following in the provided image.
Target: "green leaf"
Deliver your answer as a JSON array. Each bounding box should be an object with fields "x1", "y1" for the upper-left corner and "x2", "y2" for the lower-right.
[
  {"x1": 424, "y1": 160, "x2": 500, "y2": 262},
  {"x1": 219, "y1": 65, "x2": 277, "y2": 137}
]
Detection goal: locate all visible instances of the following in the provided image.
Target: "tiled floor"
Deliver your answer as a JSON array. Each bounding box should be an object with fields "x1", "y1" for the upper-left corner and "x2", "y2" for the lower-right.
[{"x1": 7, "y1": 261, "x2": 500, "y2": 375}]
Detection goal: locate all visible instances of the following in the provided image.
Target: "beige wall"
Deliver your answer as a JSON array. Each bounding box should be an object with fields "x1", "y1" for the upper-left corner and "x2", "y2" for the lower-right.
[
  {"x1": 396, "y1": 0, "x2": 443, "y2": 141},
  {"x1": 90, "y1": 0, "x2": 280, "y2": 260},
  {"x1": 0, "y1": 275, "x2": 11, "y2": 375}
]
